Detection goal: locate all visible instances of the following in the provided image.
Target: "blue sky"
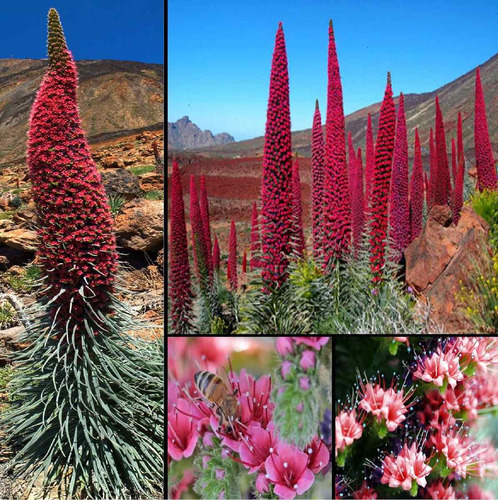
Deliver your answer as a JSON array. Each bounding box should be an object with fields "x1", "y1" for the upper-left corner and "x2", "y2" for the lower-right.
[
  {"x1": 1, "y1": 0, "x2": 163, "y2": 63},
  {"x1": 168, "y1": 0, "x2": 497, "y2": 141}
]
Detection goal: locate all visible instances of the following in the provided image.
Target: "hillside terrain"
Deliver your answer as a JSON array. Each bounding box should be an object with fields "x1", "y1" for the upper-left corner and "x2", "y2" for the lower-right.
[
  {"x1": 0, "y1": 58, "x2": 163, "y2": 167},
  {"x1": 180, "y1": 53, "x2": 497, "y2": 160}
]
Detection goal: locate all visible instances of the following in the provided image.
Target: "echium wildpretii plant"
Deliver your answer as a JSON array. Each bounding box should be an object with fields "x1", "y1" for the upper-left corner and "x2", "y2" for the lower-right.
[
  {"x1": 335, "y1": 336, "x2": 498, "y2": 499},
  {"x1": 1, "y1": 9, "x2": 163, "y2": 498}
]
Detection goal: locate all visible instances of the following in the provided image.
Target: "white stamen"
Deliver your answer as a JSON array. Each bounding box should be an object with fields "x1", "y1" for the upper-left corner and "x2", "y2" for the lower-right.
[
  {"x1": 250, "y1": 446, "x2": 254, "y2": 451},
  {"x1": 308, "y1": 448, "x2": 312, "y2": 454},
  {"x1": 246, "y1": 392, "x2": 250, "y2": 397},
  {"x1": 283, "y1": 462, "x2": 288, "y2": 468},
  {"x1": 269, "y1": 447, "x2": 274, "y2": 453},
  {"x1": 172, "y1": 439, "x2": 175, "y2": 443},
  {"x1": 319, "y1": 461, "x2": 323, "y2": 466},
  {"x1": 253, "y1": 397, "x2": 256, "y2": 403},
  {"x1": 265, "y1": 474, "x2": 270, "y2": 479},
  {"x1": 294, "y1": 485, "x2": 298, "y2": 489},
  {"x1": 263, "y1": 405, "x2": 267, "y2": 409}
]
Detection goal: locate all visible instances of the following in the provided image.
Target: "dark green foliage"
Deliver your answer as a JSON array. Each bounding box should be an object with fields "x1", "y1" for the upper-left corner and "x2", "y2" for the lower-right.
[
  {"x1": 108, "y1": 194, "x2": 126, "y2": 217},
  {"x1": 471, "y1": 189, "x2": 498, "y2": 250}
]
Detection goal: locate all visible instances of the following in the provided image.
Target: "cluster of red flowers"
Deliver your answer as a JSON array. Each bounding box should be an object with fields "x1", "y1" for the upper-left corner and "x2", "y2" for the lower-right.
[
  {"x1": 28, "y1": 9, "x2": 117, "y2": 331},
  {"x1": 336, "y1": 337, "x2": 498, "y2": 499},
  {"x1": 168, "y1": 338, "x2": 330, "y2": 499}
]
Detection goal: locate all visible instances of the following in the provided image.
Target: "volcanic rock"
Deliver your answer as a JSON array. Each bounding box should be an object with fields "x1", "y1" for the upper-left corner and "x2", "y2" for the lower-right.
[
  {"x1": 114, "y1": 199, "x2": 163, "y2": 252},
  {"x1": 102, "y1": 169, "x2": 143, "y2": 200},
  {"x1": 405, "y1": 204, "x2": 492, "y2": 333},
  {"x1": 0, "y1": 228, "x2": 38, "y2": 252},
  {"x1": 168, "y1": 116, "x2": 235, "y2": 150}
]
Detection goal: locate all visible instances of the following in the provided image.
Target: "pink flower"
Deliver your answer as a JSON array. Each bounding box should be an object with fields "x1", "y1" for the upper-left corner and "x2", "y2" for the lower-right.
[
  {"x1": 413, "y1": 350, "x2": 448, "y2": 387},
  {"x1": 353, "y1": 481, "x2": 378, "y2": 499},
  {"x1": 443, "y1": 349, "x2": 464, "y2": 388},
  {"x1": 276, "y1": 337, "x2": 294, "y2": 356},
  {"x1": 239, "y1": 422, "x2": 279, "y2": 474},
  {"x1": 426, "y1": 480, "x2": 455, "y2": 499},
  {"x1": 383, "y1": 388, "x2": 409, "y2": 432},
  {"x1": 215, "y1": 469, "x2": 225, "y2": 480},
  {"x1": 358, "y1": 383, "x2": 386, "y2": 417},
  {"x1": 380, "y1": 443, "x2": 431, "y2": 491},
  {"x1": 393, "y1": 337, "x2": 409, "y2": 346},
  {"x1": 453, "y1": 337, "x2": 498, "y2": 374},
  {"x1": 467, "y1": 484, "x2": 495, "y2": 500},
  {"x1": 168, "y1": 398, "x2": 200, "y2": 461},
  {"x1": 256, "y1": 473, "x2": 270, "y2": 493},
  {"x1": 304, "y1": 435, "x2": 330, "y2": 474},
  {"x1": 171, "y1": 469, "x2": 195, "y2": 500},
  {"x1": 281, "y1": 360, "x2": 293, "y2": 380},
  {"x1": 299, "y1": 376, "x2": 311, "y2": 391},
  {"x1": 265, "y1": 442, "x2": 315, "y2": 499},
  {"x1": 300, "y1": 350, "x2": 316, "y2": 372},
  {"x1": 335, "y1": 409, "x2": 363, "y2": 451},
  {"x1": 292, "y1": 337, "x2": 329, "y2": 350}
]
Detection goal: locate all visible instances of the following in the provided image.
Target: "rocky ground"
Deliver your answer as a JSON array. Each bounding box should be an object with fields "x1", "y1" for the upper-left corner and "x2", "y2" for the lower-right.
[{"x1": 0, "y1": 131, "x2": 164, "y2": 498}]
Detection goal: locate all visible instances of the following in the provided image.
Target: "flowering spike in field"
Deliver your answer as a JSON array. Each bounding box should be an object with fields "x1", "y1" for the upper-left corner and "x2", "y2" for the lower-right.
[
  {"x1": 250, "y1": 202, "x2": 261, "y2": 270},
  {"x1": 389, "y1": 92, "x2": 410, "y2": 262},
  {"x1": 347, "y1": 131, "x2": 356, "y2": 199},
  {"x1": 190, "y1": 176, "x2": 210, "y2": 290},
  {"x1": 424, "y1": 171, "x2": 429, "y2": 207},
  {"x1": 369, "y1": 72, "x2": 396, "y2": 282},
  {"x1": 292, "y1": 154, "x2": 305, "y2": 257},
  {"x1": 200, "y1": 174, "x2": 214, "y2": 277},
  {"x1": 260, "y1": 22, "x2": 293, "y2": 287},
  {"x1": 228, "y1": 219, "x2": 238, "y2": 290},
  {"x1": 434, "y1": 95, "x2": 452, "y2": 205},
  {"x1": 451, "y1": 138, "x2": 457, "y2": 186},
  {"x1": 365, "y1": 113, "x2": 375, "y2": 213},
  {"x1": 311, "y1": 99, "x2": 325, "y2": 259},
  {"x1": 212, "y1": 234, "x2": 221, "y2": 272},
  {"x1": 409, "y1": 129, "x2": 424, "y2": 243},
  {"x1": 457, "y1": 111, "x2": 464, "y2": 163},
  {"x1": 322, "y1": 19, "x2": 351, "y2": 267},
  {"x1": 352, "y1": 147, "x2": 365, "y2": 251},
  {"x1": 452, "y1": 155, "x2": 465, "y2": 225},
  {"x1": 428, "y1": 127, "x2": 436, "y2": 210},
  {"x1": 474, "y1": 67, "x2": 497, "y2": 190},
  {"x1": 242, "y1": 249, "x2": 247, "y2": 275},
  {"x1": 169, "y1": 161, "x2": 194, "y2": 330}
]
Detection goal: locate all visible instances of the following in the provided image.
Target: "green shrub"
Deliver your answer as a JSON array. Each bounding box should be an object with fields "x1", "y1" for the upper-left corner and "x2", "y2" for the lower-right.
[
  {"x1": 129, "y1": 165, "x2": 155, "y2": 176},
  {"x1": 143, "y1": 190, "x2": 164, "y2": 201},
  {"x1": 471, "y1": 189, "x2": 498, "y2": 250},
  {"x1": 108, "y1": 194, "x2": 126, "y2": 217},
  {"x1": 10, "y1": 196, "x2": 22, "y2": 209},
  {"x1": 0, "y1": 302, "x2": 17, "y2": 329}
]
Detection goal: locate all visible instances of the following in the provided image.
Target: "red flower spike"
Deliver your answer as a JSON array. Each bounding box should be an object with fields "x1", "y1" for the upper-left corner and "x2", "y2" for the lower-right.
[
  {"x1": 389, "y1": 93, "x2": 410, "y2": 263},
  {"x1": 352, "y1": 147, "x2": 364, "y2": 251},
  {"x1": 474, "y1": 68, "x2": 497, "y2": 190},
  {"x1": 242, "y1": 250, "x2": 247, "y2": 275},
  {"x1": 199, "y1": 175, "x2": 213, "y2": 277},
  {"x1": 457, "y1": 111, "x2": 464, "y2": 164},
  {"x1": 452, "y1": 154, "x2": 465, "y2": 225},
  {"x1": 409, "y1": 129, "x2": 424, "y2": 243},
  {"x1": 292, "y1": 154, "x2": 305, "y2": 257},
  {"x1": 369, "y1": 72, "x2": 396, "y2": 282},
  {"x1": 428, "y1": 128, "x2": 436, "y2": 210},
  {"x1": 212, "y1": 234, "x2": 221, "y2": 272},
  {"x1": 347, "y1": 132, "x2": 356, "y2": 200},
  {"x1": 365, "y1": 113, "x2": 375, "y2": 214},
  {"x1": 190, "y1": 176, "x2": 210, "y2": 290},
  {"x1": 424, "y1": 171, "x2": 429, "y2": 207},
  {"x1": 28, "y1": 9, "x2": 118, "y2": 333},
  {"x1": 260, "y1": 23, "x2": 293, "y2": 287},
  {"x1": 322, "y1": 19, "x2": 351, "y2": 267},
  {"x1": 250, "y1": 202, "x2": 261, "y2": 270},
  {"x1": 434, "y1": 96, "x2": 452, "y2": 205},
  {"x1": 169, "y1": 161, "x2": 194, "y2": 330},
  {"x1": 451, "y1": 138, "x2": 457, "y2": 186},
  {"x1": 228, "y1": 219, "x2": 238, "y2": 291},
  {"x1": 311, "y1": 100, "x2": 325, "y2": 259}
]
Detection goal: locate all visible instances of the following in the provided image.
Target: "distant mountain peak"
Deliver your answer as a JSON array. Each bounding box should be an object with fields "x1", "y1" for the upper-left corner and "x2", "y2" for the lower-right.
[{"x1": 168, "y1": 116, "x2": 234, "y2": 150}]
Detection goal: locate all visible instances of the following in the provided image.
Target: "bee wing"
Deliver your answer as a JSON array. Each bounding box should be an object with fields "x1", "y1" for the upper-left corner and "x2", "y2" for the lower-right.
[{"x1": 216, "y1": 366, "x2": 234, "y2": 393}]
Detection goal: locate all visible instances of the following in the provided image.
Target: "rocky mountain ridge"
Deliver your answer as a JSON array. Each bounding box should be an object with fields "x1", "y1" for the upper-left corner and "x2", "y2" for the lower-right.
[{"x1": 167, "y1": 116, "x2": 235, "y2": 150}]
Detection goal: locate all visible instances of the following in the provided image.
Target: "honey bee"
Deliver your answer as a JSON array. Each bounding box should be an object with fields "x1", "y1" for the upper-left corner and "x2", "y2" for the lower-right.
[{"x1": 194, "y1": 370, "x2": 239, "y2": 434}]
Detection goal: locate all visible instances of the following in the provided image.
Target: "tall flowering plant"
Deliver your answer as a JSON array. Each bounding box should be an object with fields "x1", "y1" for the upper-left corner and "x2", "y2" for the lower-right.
[
  {"x1": 168, "y1": 337, "x2": 331, "y2": 500},
  {"x1": 1, "y1": 9, "x2": 163, "y2": 498},
  {"x1": 335, "y1": 336, "x2": 498, "y2": 499}
]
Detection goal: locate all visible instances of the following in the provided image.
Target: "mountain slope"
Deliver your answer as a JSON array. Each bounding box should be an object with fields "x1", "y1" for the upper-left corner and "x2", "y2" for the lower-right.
[
  {"x1": 190, "y1": 53, "x2": 498, "y2": 159},
  {"x1": 0, "y1": 58, "x2": 163, "y2": 167},
  {"x1": 167, "y1": 116, "x2": 235, "y2": 150}
]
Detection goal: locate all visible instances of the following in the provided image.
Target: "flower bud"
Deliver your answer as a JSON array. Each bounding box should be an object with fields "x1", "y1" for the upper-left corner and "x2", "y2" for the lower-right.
[
  {"x1": 276, "y1": 337, "x2": 294, "y2": 357},
  {"x1": 299, "y1": 376, "x2": 311, "y2": 391},
  {"x1": 281, "y1": 360, "x2": 293, "y2": 380},
  {"x1": 300, "y1": 350, "x2": 316, "y2": 372}
]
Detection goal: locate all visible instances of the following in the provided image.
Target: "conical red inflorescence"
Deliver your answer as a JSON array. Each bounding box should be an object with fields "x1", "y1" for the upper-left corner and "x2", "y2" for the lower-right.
[
  {"x1": 212, "y1": 234, "x2": 221, "y2": 272},
  {"x1": 199, "y1": 174, "x2": 213, "y2": 277},
  {"x1": 424, "y1": 171, "x2": 429, "y2": 207},
  {"x1": 27, "y1": 9, "x2": 118, "y2": 333},
  {"x1": 365, "y1": 113, "x2": 375, "y2": 213},
  {"x1": 311, "y1": 100, "x2": 325, "y2": 259},
  {"x1": 242, "y1": 250, "x2": 247, "y2": 275},
  {"x1": 457, "y1": 111, "x2": 464, "y2": 164},
  {"x1": 434, "y1": 96, "x2": 452, "y2": 205},
  {"x1": 352, "y1": 147, "x2": 365, "y2": 251},
  {"x1": 474, "y1": 68, "x2": 497, "y2": 190},
  {"x1": 451, "y1": 138, "x2": 457, "y2": 186},
  {"x1": 428, "y1": 128, "x2": 436, "y2": 210},
  {"x1": 322, "y1": 20, "x2": 351, "y2": 267},
  {"x1": 452, "y1": 155, "x2": 465, "y2": 225},
  {"x1": 292, "y1": 154, "x2": 305, "y2": 257},
  {"x1": 347, "y1": 132, "x2": 356, "y2": 199},
  {"x1": 228, "y1": 220, "x2": 238, "y2": 291},
  {"x1": 369, "y1": 72, "x2": 396, "y2": 282},
  {"x1": 250, "y1": 202, "x2": 261, "y2": 270},
  {"x1": 409, "y1": 129, "x2": 424, "y2": 243},
  {"x1": 389, "y1": 93, "x2": 410, "y2": 263},
  {"x1": 260, "y1": 22, "x2": 293, "y2": 287},
  {"x1": 169, "y1": 161, "x2": 194, "y2": 331},
  {"x1": 190, "y1": 176, "x2": 210, "y2": 289}
]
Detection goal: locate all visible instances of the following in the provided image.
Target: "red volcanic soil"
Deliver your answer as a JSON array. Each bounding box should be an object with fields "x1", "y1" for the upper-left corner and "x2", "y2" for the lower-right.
[{"x1": 167, "y1": 154, "x2": 312, "y2": 255}]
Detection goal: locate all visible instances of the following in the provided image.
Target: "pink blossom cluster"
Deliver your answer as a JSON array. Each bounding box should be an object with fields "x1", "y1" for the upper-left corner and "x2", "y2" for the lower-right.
[{"x1": 335, "y1": 409, "x2": 363, "y2": 455}]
